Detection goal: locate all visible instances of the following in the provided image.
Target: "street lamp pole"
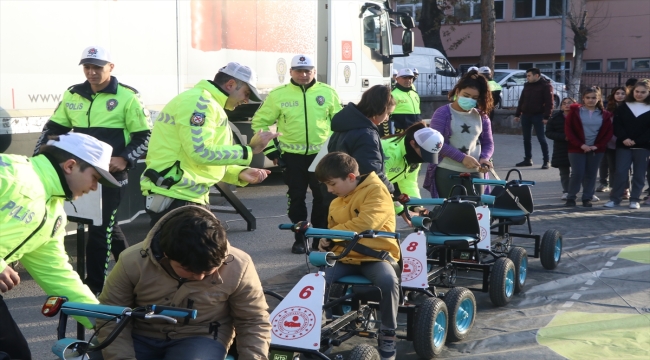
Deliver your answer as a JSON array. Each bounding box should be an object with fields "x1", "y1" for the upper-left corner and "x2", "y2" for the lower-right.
[{"x1": 560, "y1": 0, "x2": 566, "y2": 84}]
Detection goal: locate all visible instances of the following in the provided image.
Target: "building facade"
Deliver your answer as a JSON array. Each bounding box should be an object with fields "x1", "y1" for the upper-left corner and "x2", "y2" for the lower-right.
[{"x1": 392, "y1": 0, "x2": 650, "y2": 78}]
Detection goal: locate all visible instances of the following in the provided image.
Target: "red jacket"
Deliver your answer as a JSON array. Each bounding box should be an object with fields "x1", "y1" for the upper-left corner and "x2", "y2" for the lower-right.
[{"x1": 565, "y1": 103, "x2": 613, "y2": 153}]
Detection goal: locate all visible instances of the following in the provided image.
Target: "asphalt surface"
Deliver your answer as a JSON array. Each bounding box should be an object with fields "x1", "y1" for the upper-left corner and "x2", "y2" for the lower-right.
[{"x1": 5, "y1": 133, "x2": 650, "y2": 359}]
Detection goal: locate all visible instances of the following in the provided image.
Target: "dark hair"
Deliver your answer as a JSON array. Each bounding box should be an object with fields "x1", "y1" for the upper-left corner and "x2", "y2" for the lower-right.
[
  {"x1": 624, "y1": 79, "x2": 650, "y2": 104},
  {"x1": 625, "y1": 78, "x2": 638, "y2": 88},
  {"x1": 315, "y1": 152, "x2": 359, "y2": 182},
  {"x1": 447, "y1": 70, "x2": 493, "y2": 114},
  {"x1": 526, "y1": 67, "x2": 541, "y2": 76},
  {"x1": 160, "y1": 207, "x2": 227, "y2": 273},
  {"x1": 356, "y1": 85, "x2": 396, "y2": 118},
  {"x1": 606, "y1": 86, "x2": 626, "y2": 112},
  {"x1": 39, "y1": 136, "x2": 92, "y2": 171},
  {"x1": 582, "y1": 86, "x2": 604, "y2": 111},
  {"x1": 384, "y1": 121, "x2": 425, "y2": 142},
  {"x1": 214, "y1": 72, "x2": 245, "y2": 90}
]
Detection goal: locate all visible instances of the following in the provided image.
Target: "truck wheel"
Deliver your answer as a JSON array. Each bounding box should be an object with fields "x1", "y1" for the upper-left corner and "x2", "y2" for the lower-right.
[
  {"x1": 540, "y1": 229, "x2": 562, "y2": 270},
  {"x1": 443, "y1": 287, "x2": 476, "y2": 342},
  {"x1": 413, "y1": 298, "x2": 448, "y2": 358},
  {"x1": 348, "y1": 344, "x2": 380, "y2": 360},
  {"x1": 489, "y1": 257, "x2": 515, "y2": 307},
  {"x1": 507, "y1": 247, "x2": 528, "y2": 293}
]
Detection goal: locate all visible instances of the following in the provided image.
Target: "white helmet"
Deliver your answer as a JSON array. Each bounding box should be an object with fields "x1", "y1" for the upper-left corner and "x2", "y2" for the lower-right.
[
  {"x1": 392, "y1": 69, "x2": 398, "y2": 76},
  {"x1": 414, "y1": 128, "x2": 444, "y2": 164},
  {"x1": 412, "y1": 68, "x2": 419, "y2": 74},
  {"x1": 478, "y1": 66, "x2": 491, "y2": 74},
  {"x1": 468, "y1": 66, "x2": 479, "y2": 72}
]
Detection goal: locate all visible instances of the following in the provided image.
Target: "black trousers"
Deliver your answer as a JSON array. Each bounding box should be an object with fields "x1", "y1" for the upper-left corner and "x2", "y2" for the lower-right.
[
  {"x1": 0, "y1": 296, "x2": 31, "y2": 360},
  {"x1": 146, "y1": 198, "x2": 211, "y2": 229},
  {"x1": 85, "y1": 180, "x2": 128, "y2": 295},
  {"x1": 282, "y1": 153, "x2": 327, "y2": 239}
]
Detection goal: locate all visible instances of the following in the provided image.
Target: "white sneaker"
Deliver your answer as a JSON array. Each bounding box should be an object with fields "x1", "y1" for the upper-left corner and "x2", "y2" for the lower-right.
[
  {"x1": 603, "y1": 201, "x2": 618, "y2": 208},
  {"x1": 629, "y1": 201, "x2": 640, "y2": 209},
  {"x1": 561, "y1": 193, "x2": 568, "y2": 200},
  {"x1": 592, "y1": 195, "x2": 600, "y2": 202}
]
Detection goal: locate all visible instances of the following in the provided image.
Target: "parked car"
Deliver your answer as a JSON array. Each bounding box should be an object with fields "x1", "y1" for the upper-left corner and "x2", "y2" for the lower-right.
[
  {"x1": 392, "y1": 45, "x2": 460, "y2": 96},
  {"x1": 492, "y1": 69, "x2": 567, "y2": 109}
]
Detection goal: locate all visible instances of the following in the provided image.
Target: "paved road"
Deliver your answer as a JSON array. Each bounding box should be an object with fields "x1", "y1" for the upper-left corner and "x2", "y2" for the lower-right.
[{"x1": 6, "y1": 134, "x2": 650, "y2": 359}]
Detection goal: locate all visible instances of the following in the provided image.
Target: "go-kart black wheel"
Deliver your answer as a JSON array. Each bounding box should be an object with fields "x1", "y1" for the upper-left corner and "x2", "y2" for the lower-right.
[
  {"x1": 540, "y1": 229, "x2": 562, "y2": 270},
  {"x1": 413, "y1": 297, "x2": 448, "y2": 358},
  {"x1": 507, "y1": 247, "x2": 528, "y2": 293},
  {"x1": 348, "y1": 344, "x2": 380, "y2": 360},
  {"x1": 489, "y1": 257, "x2": 515, "y2": 306},
  {"x1": 443, "y1": 287, "x2": 476, "y2": 342},
  {"x1": 329, "y1": 283, "x2": 351, "y2": 315}
]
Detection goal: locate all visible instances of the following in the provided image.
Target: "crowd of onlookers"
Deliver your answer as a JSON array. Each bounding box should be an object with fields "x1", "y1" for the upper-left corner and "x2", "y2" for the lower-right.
[{"x1": 543, "y1": 78, "x2": 650, "y2": 209}]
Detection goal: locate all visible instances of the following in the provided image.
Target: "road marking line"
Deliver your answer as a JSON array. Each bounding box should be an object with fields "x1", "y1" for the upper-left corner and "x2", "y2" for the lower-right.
[
  {"x1": 585, "y1": 280, "x2": 595, "y2": 285},
  {"x1": 570, "y1": 293, "x2": 582, "y2": 300},
  {"x1": 585, "y1": 245, "x2": 600, "y2": 250},
  {"x1": 593, "y1": 270, "x2": 603, "y2": 277},
  {"x1": 605, "y1": 261, "x2": 614, "y2": 267},
  {"x1": 610, "y1": 256, "x2": 618, "y2": 260},
  {"x1": 579, "y1": 287, "x2": 588, "y2": 291},
  {"x1": 562, "y1": 301, "x2": 574, "y2": 307}
]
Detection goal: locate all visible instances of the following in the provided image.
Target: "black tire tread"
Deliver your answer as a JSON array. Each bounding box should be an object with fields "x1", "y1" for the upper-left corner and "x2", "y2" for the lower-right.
[
  {"x1": 413, "y1": 297, "x2": 448, "y2": 358},
  {"x1": 443, "y1": 287, "x2": 476, "y2": 342},
  {"x1": 348, "y1": 344, "x2": 380, "y2": 360},
  {"x1": 507, "y1": 247, "x2": 528, "y2": 294},
  {"x1": 489, "y1": 257, "x2": 515, "y2": 306},
  {"x1": 540, "y1": 229, "x2": 562, "y2": 270}
]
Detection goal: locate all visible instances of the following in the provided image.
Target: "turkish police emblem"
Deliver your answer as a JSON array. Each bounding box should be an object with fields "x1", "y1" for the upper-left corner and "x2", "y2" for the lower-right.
[
  {"x1": 190, "y1": 112, "x2": 206, "y2": 126},
  {"x1": 106, "y1": 99, "x2": 118, "y2": 111},
  {"x1": 316, "y1": 96, "x2": 325, "y2": 106},
  {"x1": 51, "y1": 215, "x2": 63, "y2": 237}
]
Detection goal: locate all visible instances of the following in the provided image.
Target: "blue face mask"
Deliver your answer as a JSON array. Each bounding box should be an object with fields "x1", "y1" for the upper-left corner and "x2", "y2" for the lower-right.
[{"x1": 457, "y1": 96, "x2": 477, "y2": 110}]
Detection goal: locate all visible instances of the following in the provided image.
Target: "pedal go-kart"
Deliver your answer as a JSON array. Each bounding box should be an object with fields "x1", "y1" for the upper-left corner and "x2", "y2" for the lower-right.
[
  {"x1": 404, "y1": 192, "x2": 525, "y2": 307},
  {"x1": 470, "y1": 169, "x2": 563, "y2": 270},
  {"x1": 270, "y1": 222, "x2": 477, "y2": 359},
  {"x1": 41, "y1": 296, "x2": 197, "y2": 360}
]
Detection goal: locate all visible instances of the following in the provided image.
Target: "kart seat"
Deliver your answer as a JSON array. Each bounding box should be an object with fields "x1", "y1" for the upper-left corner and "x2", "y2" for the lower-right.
[
  {"x1": 336, "y1": 275, "x2": 373, "y2": 285},
  {"x1": 426, "y1": 234, "x2": 477, "y2": 248}
]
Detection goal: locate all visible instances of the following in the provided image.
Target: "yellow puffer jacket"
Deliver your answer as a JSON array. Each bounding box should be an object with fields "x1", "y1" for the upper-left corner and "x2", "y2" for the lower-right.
[{"x1": 328, "y1": 172, "x2": 399, "y2": 265}]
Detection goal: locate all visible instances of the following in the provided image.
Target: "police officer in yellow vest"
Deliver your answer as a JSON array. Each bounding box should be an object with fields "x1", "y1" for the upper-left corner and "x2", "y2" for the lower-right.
[
  {"x1": 141, "y1": 62, "x2": 280, "y2": 228},
  {"x1": 34, "y1": 46, "x2": 151, "y2": 295},
  {"x1": 251, "y1": 54, "x2": 342, "y2": 254},
  {"x1": 387, "y1": 68, "x2": 421, "y2": 136},
  {"x1": 479, "y1": 66, "x2": 502, "y2": 109}
]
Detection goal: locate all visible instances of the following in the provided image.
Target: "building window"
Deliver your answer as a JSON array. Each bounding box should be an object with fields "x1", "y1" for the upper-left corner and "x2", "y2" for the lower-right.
[
  {"x1": 608, "y1": 59, "x2": 627, "y2": 72},
  {"x1": 495, "y1": 63, "x2": 509, "y2": 69},
  {"x1": 632, "y1": 58, "x2": 650, "y2": 71},
  {"x1": 455, "y1": 0, "x2": 504, "y2": 21},
  {"x1": 396, "y1": 0, "x2": 422, "y2": 25},
  {"x1": 515, "y1": 0, "x2": 565, "y2": 18},
  {"x1": 519, "y1": 61, "x2": 570, "y2": 82},
  {"x1": 584, "y1": 61, "x2": 602, "y2": 72}
]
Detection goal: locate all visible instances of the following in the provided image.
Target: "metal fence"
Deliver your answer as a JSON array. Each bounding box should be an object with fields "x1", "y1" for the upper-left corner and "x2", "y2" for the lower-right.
[{"x1": 579, "y1": 72, "x2": 650, "y2": 96}]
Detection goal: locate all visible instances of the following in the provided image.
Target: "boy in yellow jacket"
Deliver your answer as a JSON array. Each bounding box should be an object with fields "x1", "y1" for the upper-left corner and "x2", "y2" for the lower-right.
[{"x1": 314, "y1": 152, "x2": 399, "y2": 360}]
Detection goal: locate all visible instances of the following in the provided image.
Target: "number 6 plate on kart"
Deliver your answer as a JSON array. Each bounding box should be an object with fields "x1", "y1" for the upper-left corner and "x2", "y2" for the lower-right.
[{"x1": 269, "y1": 272, "x2": 325, "y2": 350}]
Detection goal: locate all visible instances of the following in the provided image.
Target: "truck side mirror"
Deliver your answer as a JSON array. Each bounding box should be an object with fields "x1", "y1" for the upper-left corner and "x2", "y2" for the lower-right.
[
  {"x1": 505, "y1": 81, "x2": 516, "y2": 88},
  {"x1": 400, "y1": 15, "x2": 415, "y2": 29},
  {"x1": 402, "y1": 30, "x2": 414, "y2": 55}
]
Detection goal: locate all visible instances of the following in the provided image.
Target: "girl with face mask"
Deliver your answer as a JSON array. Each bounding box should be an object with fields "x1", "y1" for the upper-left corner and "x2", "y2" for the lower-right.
[{"x1": 423, "y1": 70, "x2": 495, "y2": 198}]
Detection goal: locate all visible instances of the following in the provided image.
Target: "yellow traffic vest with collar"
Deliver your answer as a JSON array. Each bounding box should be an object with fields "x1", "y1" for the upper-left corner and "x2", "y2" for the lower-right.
[
  {"x1": 0, "y1": 154, "x2": 98, "y2": 327},
  {"x1": 47, "y1": 76, "x2": 151, "y2": 166},
  {"x1": 382, "y1": 136, "x2": 421, "y2": 214},
  {"x1": 141, "y1": 80, "x2": 253, "y2": 204},
  {"x1": 251, "y1": 81, "x2": 342, "y2": 156},
  {"x1": 488, "y1": 80, "x2": 502, "y2": 91},
  {"x1": 392, "y1": 86, "x2": 420, "y2": 115}
]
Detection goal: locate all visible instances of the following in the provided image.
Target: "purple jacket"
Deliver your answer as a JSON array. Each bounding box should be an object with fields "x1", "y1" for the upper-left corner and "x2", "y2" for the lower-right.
[{"x1": 423, "y1": 104, "x2": 494, "y2": 197}]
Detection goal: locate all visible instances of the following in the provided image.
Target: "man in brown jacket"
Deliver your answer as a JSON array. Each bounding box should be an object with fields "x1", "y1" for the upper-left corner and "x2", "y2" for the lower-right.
[
  {"x1": 514, "y1": 67, "x2": 554, "y2": 169},
  {"x1": 97, "y1": 206, "x2": 271, "y2": 360}
]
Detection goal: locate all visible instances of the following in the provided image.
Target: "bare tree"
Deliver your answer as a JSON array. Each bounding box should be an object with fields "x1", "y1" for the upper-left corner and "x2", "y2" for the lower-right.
[
  {"x1": 564, "y1": 0, "x2": 609, "y2": 98},
  {"x1": 479, "y1": 0, "x2": 496, "y2": 70},
  {"x1": 417, "y1": 0, "x2": 470, "y2": 57}
]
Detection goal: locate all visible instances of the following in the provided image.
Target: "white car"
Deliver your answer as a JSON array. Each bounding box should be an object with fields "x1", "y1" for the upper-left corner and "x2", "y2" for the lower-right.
[{"x1": 492, "y1": 69, "x2": 568, "y2": 109}]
